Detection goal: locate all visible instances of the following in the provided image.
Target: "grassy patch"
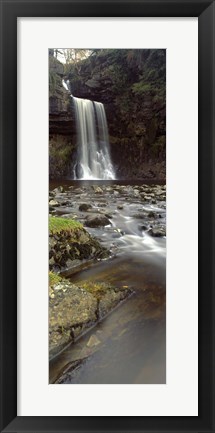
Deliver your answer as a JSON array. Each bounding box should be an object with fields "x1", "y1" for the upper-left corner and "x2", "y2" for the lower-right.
[{"x1": 49, "y1": 216, "x2": 82, "y2": 234}]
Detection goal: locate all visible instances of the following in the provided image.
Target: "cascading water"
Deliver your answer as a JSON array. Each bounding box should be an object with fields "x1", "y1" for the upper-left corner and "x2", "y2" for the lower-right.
[
  {"x1": 62, "y1": 79, "x2": 115, "y2": 179},
  {"x1": 72, "y1": 96, "x2": 115, "y2": 180}
]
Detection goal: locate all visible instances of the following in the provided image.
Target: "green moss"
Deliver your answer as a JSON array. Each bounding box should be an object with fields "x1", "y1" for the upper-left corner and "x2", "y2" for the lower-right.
[
  {"x1": 49, "y1": 271, "x2": 63, "y2": 287},
  {"x1": 132, "y1": 81, "x2": 151, "y2": 95},
  {"x1": 81, "y1": 281, "x2": 113, "y2": 300},
  {"x1": 49, "y1": 216, "x2": 82, "y2": 234}
]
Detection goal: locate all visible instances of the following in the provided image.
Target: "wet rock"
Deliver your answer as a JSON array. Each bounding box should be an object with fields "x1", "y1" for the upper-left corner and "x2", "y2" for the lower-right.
[
  {"x1": 79, "y1": 203, "x2": 92, "y2": 212},
  {"x1": 112, "y1": 233, "x2": 122, "y2": 239},
  {"x1": 73, "y1": 188, "x2": 84, "y2": 194},
  {"x1": 132, "y1": 213, "x2": 147, "y2": 219},
  {"x1": 112, "y1": 227, "x2": 124, "y2": 238},
  {"x1": 49, "y1": 277, "x2": 133, "y2": 360},
  {"x1": 85, "y1": 214, "x2": 111, "y2": 228},
  {"x1": 147, "y1": 211, "x2": 156, "y2": 218},
  {"x1": 133, "y1": 189, "x2": 140, "y2": 196},
  {"x1": 49, "y1": 225, "x2": 109, "y2": 271},
  {"x1": 92, "y1": 186, "x2": 103, "y2": 193},
  {"x1": 49, "y1": 206, "x2": 56, "y2": 212},
  {"x1": 99, "y1": 288, "x2": 132, "y2": 318},
  {"x1": 117, "y1": 205, "x2": 124, "y2": 210},
  {"x1": 52, "y1": 186, "x2": 64, "y2": 194},
  {"x1": 55, "y1": 207, "x2": 74, "y2": 216},
  {"x1": 54, "y1": 359, "x2": 85, "y2": 384},
  {"x1": 148, "y1": 226, "x2": 166, "y2": 237},
  {"x1": 49, "y1": 199, "x2": 60, "y2": 207},
  {"x1": 86, "y1": 334, "x2": 101, "y2": 348},
  {"x1": 104, "y1": 212, "x2": 113, "y2": 219},
  {"x1": 138, "y1": 224, "x2": 148, "y2": 231},
  {"x1": 49, "y1": 283, "x2": 97, "y2": 359}
]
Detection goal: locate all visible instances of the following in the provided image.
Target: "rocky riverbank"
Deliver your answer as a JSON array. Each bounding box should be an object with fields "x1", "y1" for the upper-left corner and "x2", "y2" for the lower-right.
[
  {"x1": 49, "y1": 275, "x2": 133, "y2": 360},
  {"x1": 49, "y1": 185, "x2": 136, "y2": 359}
]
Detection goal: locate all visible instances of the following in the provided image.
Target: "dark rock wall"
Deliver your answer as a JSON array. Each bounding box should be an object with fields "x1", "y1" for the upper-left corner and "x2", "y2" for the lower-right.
[{"x1": 49, "y1": 55, "x2": 75, "y2": 178}]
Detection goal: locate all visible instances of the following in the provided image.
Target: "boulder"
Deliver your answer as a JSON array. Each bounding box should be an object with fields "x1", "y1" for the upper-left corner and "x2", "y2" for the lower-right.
[
  {"x1": 79, "y1": 203, "x2": 92, "y2": 212},
  {"x1": 52, "y1": 186, "x2": 64, "y2": 194},
  {"x1": 92, "y1": 186, "x2": 103, "y2": 194},
  {"x1": 49, "y1": 199, "x2": 60, "y2": 207},
  {"x1": 85, "y1": 214, "x2": 111, "y2": 227},
  {"x1": 148, "y1": 226, "x2": 166, "y2": 237}
]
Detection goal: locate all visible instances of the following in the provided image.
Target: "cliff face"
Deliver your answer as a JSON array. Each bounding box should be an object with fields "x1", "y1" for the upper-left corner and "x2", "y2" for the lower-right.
[
  {"x1": 49, "y1": 56, "x2": 76, "y2": 178},
  {"x1": 49, "y1": 49, "x2": 166, "y2": 180},
  {"x1": 49, "y1": 56, "x2": 74, "y2": 135}
]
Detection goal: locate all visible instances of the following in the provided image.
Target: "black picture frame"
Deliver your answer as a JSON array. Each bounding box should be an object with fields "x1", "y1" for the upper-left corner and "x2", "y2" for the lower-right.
[{"x1": 0, "y1": 0, "x2": 214, "y2": 432}]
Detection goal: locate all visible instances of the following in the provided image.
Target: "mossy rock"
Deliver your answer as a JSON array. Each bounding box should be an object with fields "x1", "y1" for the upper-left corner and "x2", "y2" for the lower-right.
[
  {"x1": 49, "y1": 216, "x2": 82, "y2": 234},
  {"x1": 49, "y1": 276, "x2": 133, "y2": 359},
  {"x1": 49, "y1": 216, "x2": 109, "y2": 271}
]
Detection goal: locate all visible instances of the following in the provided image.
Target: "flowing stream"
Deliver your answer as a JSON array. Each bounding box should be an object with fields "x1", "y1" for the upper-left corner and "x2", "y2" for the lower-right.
[{"x1": 49, "y1": 181, "x2": 166, "y2": 384}]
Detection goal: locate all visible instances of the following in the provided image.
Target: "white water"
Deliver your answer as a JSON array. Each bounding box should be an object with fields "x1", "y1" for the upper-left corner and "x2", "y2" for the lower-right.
[
  {"x1": 72, "y1": 96, "x2": 115, "y2": 180},
  {"x1": 62, "y1": 79, "x2": 70, "y2": 92}
]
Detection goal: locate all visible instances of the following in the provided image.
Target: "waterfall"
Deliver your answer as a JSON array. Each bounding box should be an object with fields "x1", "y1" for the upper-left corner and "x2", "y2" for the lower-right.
[{"x1": 72, "y1": 96, "x2": 115, "y2": 180}]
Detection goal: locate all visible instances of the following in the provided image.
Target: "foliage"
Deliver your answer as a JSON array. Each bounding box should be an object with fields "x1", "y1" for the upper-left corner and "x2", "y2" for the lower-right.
[
  {"x1": 49, "y1": 216, "x2": 82, "y2": 234},
  {"x1": 132, "y1": 82, "x2": 151, "y2": 95},
  {"x1": 49, "y1": 56, "x2": 64, "y2": 96},
  {"x1": 49, "y1": 136, "x2": 72, "y2": 161},
  {"x1": 49, "y1": 136, "x2": 74, "y2": 178},
  {"x1": 62, "y1": 49, "x2": 165, "y2": 112}
]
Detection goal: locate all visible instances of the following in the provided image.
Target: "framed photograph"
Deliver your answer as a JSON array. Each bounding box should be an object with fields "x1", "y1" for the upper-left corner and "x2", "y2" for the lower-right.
[{"x1": 0, "y1": 0, "x2": 214, "y2": 432}]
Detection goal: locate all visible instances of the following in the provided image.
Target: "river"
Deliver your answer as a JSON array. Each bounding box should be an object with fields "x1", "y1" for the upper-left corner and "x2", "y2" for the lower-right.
[{"x1": 49, "y1": 180, "x2": 166, "y2": 384}]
